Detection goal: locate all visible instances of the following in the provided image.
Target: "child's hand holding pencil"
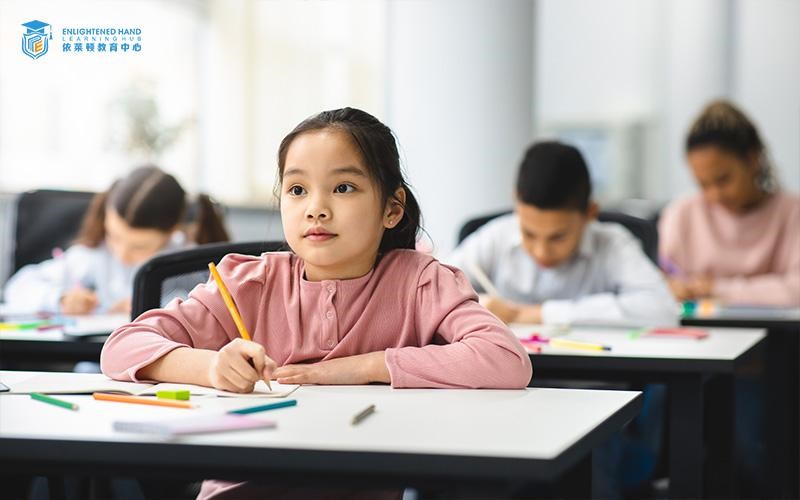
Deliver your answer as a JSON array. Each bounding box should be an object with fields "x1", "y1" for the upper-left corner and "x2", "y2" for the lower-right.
[
  {"x1": 208, "y1": 262, "x2": 277, "y2": 393},
  {"x1": 468, "y1": 261, "x2": 542, "y2": 324},
  {"x1": 209, "y1": 338, "x2": 278, "y2": 393}
]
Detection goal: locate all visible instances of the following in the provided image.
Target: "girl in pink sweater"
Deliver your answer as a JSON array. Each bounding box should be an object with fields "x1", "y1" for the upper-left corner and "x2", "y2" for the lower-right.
[
  {"x1": 102, "y1": 107, "x2": 532, "y2": 498},
  {"x1": 102, "y1": 107, "x2": 531, "y2": 391},
  {"x1": 660, "y1": 100, "x2": 800, "y2": 306}
]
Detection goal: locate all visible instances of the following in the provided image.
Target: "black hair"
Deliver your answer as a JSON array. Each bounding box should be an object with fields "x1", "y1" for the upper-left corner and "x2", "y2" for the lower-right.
[
  {"x1": 276, "y1": 107, "x2": 422, "y2": 253},
  {"x1": 686, "y1": 99, "x2": 778, "y2": 192},
  {"x1": 515, "y1": 141, "x2": 592, "y2": 211}
]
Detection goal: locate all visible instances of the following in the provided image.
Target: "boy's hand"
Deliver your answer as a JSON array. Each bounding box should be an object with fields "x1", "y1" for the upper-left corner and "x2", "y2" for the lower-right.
[
  {"x1": 273, "y1": 351, "x2": 390, "y2": 385},
  {"x1": 482, "y1": 295, "x2": 520, "y2": 324},
  {"x1": 209, "y1": 338, "x2": 277, "y2": 393},
  {"x1": 666, "y1": 277, "x2": 695, "y2": 301},
  {"x1": 109, "y1": 297, "x2": 132, "y2": 315},
  {"x1": 60, "y1": 287, "x2": 99, "y2": 314},
  {"x1": 687, "y1": 275, "x2": 714, "y2": 298}
]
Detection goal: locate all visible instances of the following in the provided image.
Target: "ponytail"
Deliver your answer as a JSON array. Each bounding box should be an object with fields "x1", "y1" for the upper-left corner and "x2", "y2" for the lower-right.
[
  {"x1": 73, "y1": 190, "x2": 111, "y2": 247},
  {"x1": 188, "y1": 193, "x2": 230, "y2": 244}
]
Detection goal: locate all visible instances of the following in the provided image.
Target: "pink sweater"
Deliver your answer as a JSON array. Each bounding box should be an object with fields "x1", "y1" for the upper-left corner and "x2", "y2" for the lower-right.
[
  {"x1": 101, "y1": 249, "x2": 532, "y2": 389},
  {"x1": 659, "y1": 191, "x2": 800, "y2": 306}
]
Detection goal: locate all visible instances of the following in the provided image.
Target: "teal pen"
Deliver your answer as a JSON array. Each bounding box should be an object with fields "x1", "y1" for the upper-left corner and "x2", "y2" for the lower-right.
[{"x1": 228, "y1": 399, "x2": 297, "y2": 415}]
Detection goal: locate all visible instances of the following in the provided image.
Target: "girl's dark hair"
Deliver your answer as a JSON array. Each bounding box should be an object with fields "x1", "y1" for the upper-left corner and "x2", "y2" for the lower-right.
[
  {"x1": 275, "y1": 107, "x2": 422, "y2": 253},
  {"x1": 75, "y1": 165, "x2": 230, "y2": 247},
  {"x1": 686, "y1": 100, "x2": 778, "y2": 192}
]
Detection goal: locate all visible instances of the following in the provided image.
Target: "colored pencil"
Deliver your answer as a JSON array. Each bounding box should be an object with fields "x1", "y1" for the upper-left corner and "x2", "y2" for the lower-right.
[
  {"x1": 351, "y1": 404, "x2": 376, "y2": 425},
  {"x1": 30, "y1": 392, "x2": 79, "y2": 411},
  {"x1": 93, "y1": 392, "x2": 193, "y2": 409},
  {"x1": 228, "y1": 399, "x2": 297, "y2": 415},
  {"x1": 208, "y1": 262, "x2": 272, "y2": 391}
]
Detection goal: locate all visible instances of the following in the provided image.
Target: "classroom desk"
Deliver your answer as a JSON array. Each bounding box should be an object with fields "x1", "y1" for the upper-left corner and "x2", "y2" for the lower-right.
[
  {"x1": 0, "y1": 371, "x2": 641, "y2": 498},
  {"x1": 682, "y1": 307, "x2": 800, "y2": 499},
  {"x1": 511, "y1": 324, "x2": 765, "y2": 499},
  {"x1": 0, "y1": 313, "x2": 125, "y2": 369},
  {"x1": 0, "y1": 330, "x2": 105, "y2": 369}
]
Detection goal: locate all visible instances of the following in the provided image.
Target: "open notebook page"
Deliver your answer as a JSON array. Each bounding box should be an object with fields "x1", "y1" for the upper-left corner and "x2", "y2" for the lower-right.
[{"x1": 1, "y1": 372, "x2": 299, "y2": 398}]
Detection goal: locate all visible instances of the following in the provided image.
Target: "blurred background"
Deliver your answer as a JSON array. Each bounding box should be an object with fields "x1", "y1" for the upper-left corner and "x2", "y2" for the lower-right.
[{"x1": 1, "y1": 0, "x2": 798, "y2": 259}]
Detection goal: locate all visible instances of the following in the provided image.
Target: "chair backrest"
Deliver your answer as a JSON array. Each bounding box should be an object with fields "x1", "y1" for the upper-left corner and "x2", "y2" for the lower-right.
[
  {"x1": 131, "y1": 240, "x2": 287, "y2": 319},
  {"x1": 13, "y1": 189, "x2": 96, "y2": 273},
  {"x1": 596, "y1": 211, "x2": 658, "y2": 264},
  {"x1": 457, "y1": 209, "x2": 658, "y2": 263}
]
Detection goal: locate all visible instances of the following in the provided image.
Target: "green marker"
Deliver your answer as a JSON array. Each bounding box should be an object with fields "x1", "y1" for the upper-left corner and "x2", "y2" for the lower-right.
[
  {"x1": 30, "y1": 392, "x2": 79, "y2": 411},
  {"x1": 628, "y1": 328, "x2": 647, "y2": 340},
  {"x1": 681, "y1": 300, "x2": 697, "y2": 317}
]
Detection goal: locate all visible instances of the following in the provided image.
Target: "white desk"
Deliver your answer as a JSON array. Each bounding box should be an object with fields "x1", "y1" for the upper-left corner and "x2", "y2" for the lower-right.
[
  {"x1": 511, "y1": 324, "x2": 766, "y2": 498},
  {"x1": 0, "y1": 315, "x2": 126, "y2": 368},
  {"x1": 0, "y1": 370, "x2": 641, "y2": 496},
  {"x1": 510, "y1": 324, "x2": 765, "y2": 368}
]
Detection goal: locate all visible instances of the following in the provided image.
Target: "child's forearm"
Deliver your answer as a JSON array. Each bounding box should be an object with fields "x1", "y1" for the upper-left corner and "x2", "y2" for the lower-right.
[
  {"x1": 514, "y1": 303, "x2": 542, "y2": 324},
  {"x1": 367, "y1": 351, "x2": 391, "y2": 383},
  {"x1": 136, "y1": 347, "x2": 216, "y2": 386}
]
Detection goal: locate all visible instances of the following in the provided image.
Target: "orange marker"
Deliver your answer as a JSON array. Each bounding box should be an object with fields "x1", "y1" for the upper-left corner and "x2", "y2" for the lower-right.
[{"x1": 93, "y1": 392, "x2": 193, "y2": 409}]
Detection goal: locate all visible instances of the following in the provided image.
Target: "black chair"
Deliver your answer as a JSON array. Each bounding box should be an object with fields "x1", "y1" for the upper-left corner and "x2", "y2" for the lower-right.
[
  {"x1": 13, "y1": 189, "x2": 96, "y2": 273},
  {"x1": 131, "y1": 240, "x2": 287, "y2": 319},
  {"x1": 457, "y1": 209, "x2": 659, "y2": 263}
]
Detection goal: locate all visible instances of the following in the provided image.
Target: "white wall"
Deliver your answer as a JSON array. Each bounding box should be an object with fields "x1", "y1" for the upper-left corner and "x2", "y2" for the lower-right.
[
  {"x1": 535, "y1": 0, "x2": 799, "y2": 202},
  {"x1": 733, "y1": 0, "x2": 800, "y2": 192},
  {"x1": 386, "y1": 0, "x2": 534, "y2": 255}
]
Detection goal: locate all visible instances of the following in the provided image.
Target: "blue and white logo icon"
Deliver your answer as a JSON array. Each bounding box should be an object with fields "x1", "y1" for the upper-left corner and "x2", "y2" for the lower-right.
[{"x1": 21, "y1": 20, "x2": 52, "y2": 59}]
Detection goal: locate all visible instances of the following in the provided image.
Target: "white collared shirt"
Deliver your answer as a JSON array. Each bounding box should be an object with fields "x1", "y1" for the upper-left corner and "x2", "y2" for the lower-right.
[
  {"x1": 445, "y1": 214, "x2": 678, "y2": 325},
  {"x1": 3, "y1": 232, "x2": 188, "y2": 313}
]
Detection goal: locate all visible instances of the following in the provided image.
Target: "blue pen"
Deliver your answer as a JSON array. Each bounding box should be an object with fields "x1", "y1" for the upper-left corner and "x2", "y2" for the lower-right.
[{"x1": 228, "y1": 399, "x2": 297, "y2": 415}]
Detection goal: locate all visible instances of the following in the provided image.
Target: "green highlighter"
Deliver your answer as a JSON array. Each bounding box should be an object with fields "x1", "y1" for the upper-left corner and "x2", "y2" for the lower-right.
[
  {"x1": 156, "y1": 390, "x2": 191, "y2": 401},
  {"x1": 30, "y1": 392, "x2": 79, "y2": 411}
]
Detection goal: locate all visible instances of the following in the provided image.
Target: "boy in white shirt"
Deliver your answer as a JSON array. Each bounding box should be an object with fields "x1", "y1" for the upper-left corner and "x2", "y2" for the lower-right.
[
  {"x1": 448, "y1": 141, "x2": 677, "y2": 326},
  {"x1": 448, "y1": 141, "x2": 674, "y2": 496}
]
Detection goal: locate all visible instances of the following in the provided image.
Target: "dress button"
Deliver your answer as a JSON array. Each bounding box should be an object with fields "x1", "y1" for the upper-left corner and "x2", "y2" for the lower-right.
[
  {"x1": 328, "y1": 339, "x2": 335, "y2": 348},
  {"x1": 325, "y1": 310, "x2": 334, "y2": 319},
  {"x1": 327, "y1": 285, "x2": 335, "y2": 293}
]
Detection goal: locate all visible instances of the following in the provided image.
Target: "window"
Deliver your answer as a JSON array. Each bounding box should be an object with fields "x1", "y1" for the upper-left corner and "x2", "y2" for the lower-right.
[{"x1": 0, "y1": 0, "x2": 386, "y2": 207}]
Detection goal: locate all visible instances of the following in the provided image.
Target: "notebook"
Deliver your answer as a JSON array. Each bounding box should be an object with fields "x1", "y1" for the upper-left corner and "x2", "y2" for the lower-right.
[
  {"x1": 114, "y1": 414, "x2": 276, "y2": 437},
  {"x1": 1, "y1": 373, "x2": 299, "y2": 398},
  {"x1": 61, "y1": 314, "x2": 130, "y2": 337}
]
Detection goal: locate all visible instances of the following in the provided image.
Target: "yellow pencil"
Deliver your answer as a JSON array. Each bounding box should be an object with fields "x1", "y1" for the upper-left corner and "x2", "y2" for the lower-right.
[
  {"x1": 208, "y1": 262, "x2": 272, "y2": 390},
  {"x1": 549, "y1": 338, "x2": 611, "y2": 352}
]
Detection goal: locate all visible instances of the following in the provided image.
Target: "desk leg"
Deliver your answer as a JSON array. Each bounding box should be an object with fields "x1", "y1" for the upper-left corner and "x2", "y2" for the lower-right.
[
  {"x1": 669, "y1": 374, "x2": 704, "y2": 498},
  {"x1": 551, "y1": 454, "x2": 592, "y2": 500},
  {"x1": 704, "y1": 374, "x2": 735, "y2": 498},
  {"x1": 766, "y1": 327, "x2": 799, "y2": 498},
  {"x1": 504, "y1": 455, "x2": 591, "y2": 499}
]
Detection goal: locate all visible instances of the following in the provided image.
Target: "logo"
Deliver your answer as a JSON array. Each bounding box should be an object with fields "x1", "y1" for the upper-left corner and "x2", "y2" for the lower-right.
[{"x1": 21, "y1": 20, "x2": 52, "y2": 59}]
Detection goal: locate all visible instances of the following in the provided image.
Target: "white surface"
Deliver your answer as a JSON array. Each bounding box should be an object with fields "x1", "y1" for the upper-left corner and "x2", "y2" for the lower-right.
[
  {"x1": 0, "y1": 328, "x2": 67, "y2": 342},
  {"x1": 0, "y1": 313, "x2": 126, "y2": 341},
  {"x1": 62, "y1": 314, "x2": 129, "y2": 337},
  {"x1": 4, "y1": 372, "x2": 298, "y2": 398},
  {"x1": 510, "y1": 324, "x2": 765, "y2": 360},
  {"x1": 387, "y1": 0, "x2": 534, "y2": 254},
  {"x1": 0, "y1": 370, "x2": 639, "y2": 461},
  {"x1": 536, "y1": 0, "x2": 800, "y2": 200}
]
